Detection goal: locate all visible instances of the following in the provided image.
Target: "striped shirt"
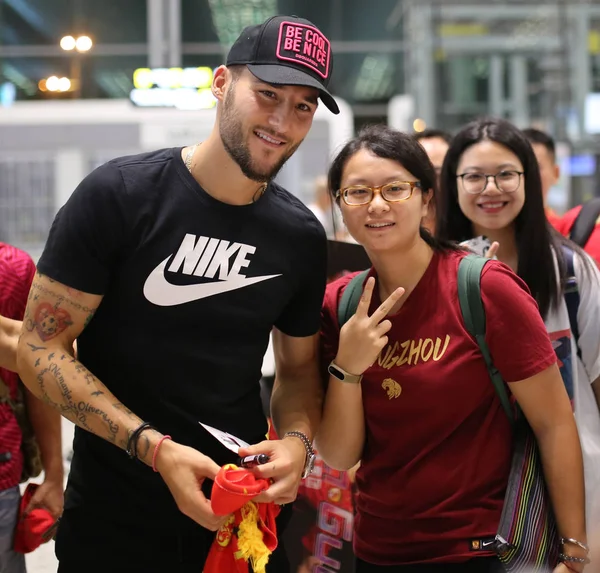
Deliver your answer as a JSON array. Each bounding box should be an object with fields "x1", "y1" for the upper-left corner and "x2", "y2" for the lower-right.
[{"x1": 0, "y1": 242, "x2": 35, "y2": 490}]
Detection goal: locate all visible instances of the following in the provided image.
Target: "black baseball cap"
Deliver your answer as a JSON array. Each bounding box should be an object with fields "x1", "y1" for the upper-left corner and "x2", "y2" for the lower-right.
[{"x1": 226, "y1": 15, "x2": 339, "y2": 115}]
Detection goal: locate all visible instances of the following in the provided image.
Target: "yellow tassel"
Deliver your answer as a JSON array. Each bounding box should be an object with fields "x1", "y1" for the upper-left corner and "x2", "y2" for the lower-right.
[{"x1": 234, "y1": 502, "x2": 272, "y2": 573}]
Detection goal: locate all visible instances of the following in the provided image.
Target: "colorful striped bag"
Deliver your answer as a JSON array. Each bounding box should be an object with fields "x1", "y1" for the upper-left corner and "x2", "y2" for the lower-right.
[{"x1": 458, "y1": 254, "x2": 559, "y2": 571}]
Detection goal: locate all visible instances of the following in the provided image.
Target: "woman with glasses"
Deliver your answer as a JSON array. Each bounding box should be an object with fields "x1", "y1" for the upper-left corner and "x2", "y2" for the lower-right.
[
  {"x1": 316, "y1": 124, "x2": 587, "y2": 572},
  {"x1": 437, "y1": 117, "x2": 600, "y2": 541}
]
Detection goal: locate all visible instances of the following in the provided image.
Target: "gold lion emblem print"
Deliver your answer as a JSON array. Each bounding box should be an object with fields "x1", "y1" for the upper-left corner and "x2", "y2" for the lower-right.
[{"x1": 382, "y1": 378, "x2": 402, "y2": 400}]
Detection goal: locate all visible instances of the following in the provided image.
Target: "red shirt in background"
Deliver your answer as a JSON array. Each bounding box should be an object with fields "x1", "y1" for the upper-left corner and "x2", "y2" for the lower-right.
[
  {"x1": 546, "y1": 208, "x2": 563, "y2": 231},
  {"x1": 0, "y1": 242, "x2": 36, "y2": 490},
  {"x1": 320, "y1": 249, "x2": 557, "y2": 565},
  {"x1": 556, "y1": 205, "x2": 600, "y2": 266}
]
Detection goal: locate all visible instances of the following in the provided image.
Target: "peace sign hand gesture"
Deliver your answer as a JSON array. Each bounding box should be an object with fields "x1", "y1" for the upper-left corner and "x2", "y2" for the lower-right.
[{"x1": 335, "y1": 277, "x2": 405, "y2": 376}]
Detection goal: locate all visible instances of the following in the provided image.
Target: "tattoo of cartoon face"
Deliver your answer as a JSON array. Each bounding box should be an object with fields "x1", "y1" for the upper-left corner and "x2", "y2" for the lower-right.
[{"x1": 30, "y1": 303, "x2": 73, "y2": 341}]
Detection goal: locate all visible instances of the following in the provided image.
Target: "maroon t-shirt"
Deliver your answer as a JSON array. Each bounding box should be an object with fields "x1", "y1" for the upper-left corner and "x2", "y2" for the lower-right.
[{"x1": 320, "y1": 249, "x2": 557, "y2": 565}]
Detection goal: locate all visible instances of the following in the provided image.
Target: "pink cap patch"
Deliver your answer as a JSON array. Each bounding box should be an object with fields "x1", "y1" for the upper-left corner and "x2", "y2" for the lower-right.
[{"x1": 276, "y1": 21, "x2": 331, "y2": 80}]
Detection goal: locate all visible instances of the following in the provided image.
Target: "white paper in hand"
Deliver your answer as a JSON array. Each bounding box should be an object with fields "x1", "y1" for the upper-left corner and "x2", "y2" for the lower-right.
[{"x1": 199, "y1": 422, "x2": 250, "y2": 453}]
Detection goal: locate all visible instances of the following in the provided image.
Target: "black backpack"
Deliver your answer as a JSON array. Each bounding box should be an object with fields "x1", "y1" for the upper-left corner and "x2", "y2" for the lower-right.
[{"x1": 568, "y1": 197, "x2": 600, "y2": 248}]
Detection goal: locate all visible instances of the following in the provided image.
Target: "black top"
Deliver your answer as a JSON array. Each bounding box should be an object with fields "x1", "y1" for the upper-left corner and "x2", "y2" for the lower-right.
[{"x1": 37, "y1": 147, "x2": 327, "y2": 531}]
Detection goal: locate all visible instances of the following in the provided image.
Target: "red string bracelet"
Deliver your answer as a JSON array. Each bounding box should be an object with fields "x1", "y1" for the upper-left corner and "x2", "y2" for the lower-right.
[{"x1": 152, "y1": 435, "x2": 172, "y2": 472}]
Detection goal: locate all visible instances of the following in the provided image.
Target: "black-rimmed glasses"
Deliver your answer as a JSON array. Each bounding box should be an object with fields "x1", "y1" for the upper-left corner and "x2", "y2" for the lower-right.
[{"x1": 457, "y1": 170, "x2": 524, "y2": 195}]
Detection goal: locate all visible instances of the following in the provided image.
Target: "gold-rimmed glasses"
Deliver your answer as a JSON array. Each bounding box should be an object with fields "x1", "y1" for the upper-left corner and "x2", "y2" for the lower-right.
[{"x1": 336, "y1": 180, "x2": 421, "y2": 206}]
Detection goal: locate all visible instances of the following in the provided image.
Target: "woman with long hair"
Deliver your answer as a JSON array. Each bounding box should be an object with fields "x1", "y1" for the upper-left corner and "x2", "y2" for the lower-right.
[
  {"x1": 317, "y1": 124, "x2": 587, "y2": 572},
  {"x1": 436, "y1": 117, "x2": 600, "y2": 537}
]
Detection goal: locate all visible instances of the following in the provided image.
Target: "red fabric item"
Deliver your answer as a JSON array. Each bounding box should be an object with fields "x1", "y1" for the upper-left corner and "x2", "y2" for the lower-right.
[
  {"x1": 204, "y1": 465, "x2": 280, "y2": 573},
  {"x1": 558, "y1": 205, "x2": 600, "y2": 266},
  {"x1": 0, "y1": 242, "x2": 36, "y2": 491},
  {"x1": 546, "y1": 208, "x2": 563, "y2": 231},
  {"x1": 320, "y1": 250, "x2": 557, "y2": 565},
  {"x1": 14, "y1": 484, "x2": 56, "y2": 554}
]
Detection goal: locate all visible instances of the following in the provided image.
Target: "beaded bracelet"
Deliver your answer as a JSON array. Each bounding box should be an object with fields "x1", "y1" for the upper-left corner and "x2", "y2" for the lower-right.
[{"x1": 559, "y1": 553, "x2": 591, "y2": 565}]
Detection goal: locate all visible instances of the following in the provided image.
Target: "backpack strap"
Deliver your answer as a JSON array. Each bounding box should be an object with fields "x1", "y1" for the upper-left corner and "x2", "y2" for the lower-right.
[
  {"x1": 337, "y1": 270, "x2": 370, "y2": 327},
  {"x1": 457, "y1": 255, "x2": 516, "y2": 424},
  {"x1": 569, "y1": 197, "x2": 600, "y2": 248},
  {"x1": 561, "y1": 245, "x2": 582, "y2": 360}
]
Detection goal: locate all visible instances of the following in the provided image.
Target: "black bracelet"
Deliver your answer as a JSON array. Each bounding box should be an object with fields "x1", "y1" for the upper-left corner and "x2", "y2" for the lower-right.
[{"x1": 126, "y1": 422, "x2": 155, "y2": 460}]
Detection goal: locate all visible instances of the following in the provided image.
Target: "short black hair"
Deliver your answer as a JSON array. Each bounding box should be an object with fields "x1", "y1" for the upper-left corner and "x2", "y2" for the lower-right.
[
  {"x1": 412, "y1": 129, "x2": 453, "y2": 145},
  {"x1": 328, "y1": 124, "x2": 459, "y2": 253},
  {"x1": 522, "y1": 127, "x2": 556, "y2": 162}
]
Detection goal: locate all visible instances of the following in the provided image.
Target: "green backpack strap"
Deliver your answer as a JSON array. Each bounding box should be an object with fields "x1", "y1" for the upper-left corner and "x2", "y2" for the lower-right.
[
  {"x1": 337, "y1": 270, "x2": 370, "y2": 327},
  {"x1": 457, "y1": 255, "x2": 516, "y2": 424}
]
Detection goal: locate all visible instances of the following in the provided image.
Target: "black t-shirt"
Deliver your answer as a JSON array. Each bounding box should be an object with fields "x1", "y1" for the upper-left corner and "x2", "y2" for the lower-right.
[{"x1": 37, "y1": 147, "x2": 326, "y2": 532}]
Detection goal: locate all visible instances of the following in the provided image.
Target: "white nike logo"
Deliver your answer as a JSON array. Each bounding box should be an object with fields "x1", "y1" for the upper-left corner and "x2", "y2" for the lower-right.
[
  {"x1": 144, "y1": 256, "x2": 281, "y2": 307},
  {"x1": 481, "y1": 540, "x2": 496, "y2": 548}
]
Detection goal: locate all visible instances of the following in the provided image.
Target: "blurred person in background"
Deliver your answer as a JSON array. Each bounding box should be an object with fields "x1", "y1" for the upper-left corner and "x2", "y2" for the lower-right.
[
  {"x1": 522, "y1": 128, "x2": 563, "y2": 229},
  {"x1": 0, "y1": 243, "x2": 63, "y2": 573},
  {"x1": 559, "y1": 200, "x2": 600, "y2": 266},
  {"x1": 307, "y1": 175, "x2": 336, "y2": 239},
  {"x1": 524, "y1": 128, "x2": 600, "y2": 265},
  {"x1": 438, "y1": 117, "x2": 600, "y2": 541},
  {"x1": 412, "y1": 129, "x2": 452, "y2": 234},
  {"x1": 16, "y1": 14, "x2": 339, "y2": 573},
  {"x1": 317, "y1": 125, "x2": 585, "y2": 572}
]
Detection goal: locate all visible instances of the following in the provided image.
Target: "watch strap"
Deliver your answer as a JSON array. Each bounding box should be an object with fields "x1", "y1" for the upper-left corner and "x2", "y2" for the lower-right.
[{"x1": 328, "y1": 361, "x2": 363, "y2": 384}]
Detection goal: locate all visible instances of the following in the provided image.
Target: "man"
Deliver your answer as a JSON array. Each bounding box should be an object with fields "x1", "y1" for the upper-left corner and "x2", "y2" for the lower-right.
[
  {"x1": 522, "y1": 127, "x2": 563, "y2": 230},
  {"x1": 17, "y1": 15, "x2": 337, "y2": 573},
  {"x1": 524, "y1": 127, "x2": 600, "y2": 264},
  {"x1": 0, "y1": 243, "x2": 63, "y2": 573},
  {"x1": 413, "y1": 129, "x2": 452, "y2": 234}
]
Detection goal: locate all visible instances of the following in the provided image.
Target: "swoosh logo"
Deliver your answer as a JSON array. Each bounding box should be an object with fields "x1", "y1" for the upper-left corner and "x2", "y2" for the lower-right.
[{"x1": 143, "y1": 256, "x2": 281, "y2": 307}]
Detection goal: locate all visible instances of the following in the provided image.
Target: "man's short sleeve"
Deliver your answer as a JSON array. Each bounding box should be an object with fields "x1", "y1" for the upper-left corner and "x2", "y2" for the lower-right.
[
  {"x1": 37, "y1": 163, "x2": 130, "y2": 295},
  {"x1": 480, "y1": 261, "x2": 557, "y2": 383},
  {"x1": 274, "y1": 222, "x2": 327, "y2": 337}
]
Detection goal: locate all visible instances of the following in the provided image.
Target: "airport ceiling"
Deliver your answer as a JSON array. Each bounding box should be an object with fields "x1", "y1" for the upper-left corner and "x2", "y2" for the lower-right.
[
  {"x1": 0, "y1": 0, "x2": 409, "y2": 102},
  {"x1": 1, "y1": 0, "x2": 598, "y2": 103}
]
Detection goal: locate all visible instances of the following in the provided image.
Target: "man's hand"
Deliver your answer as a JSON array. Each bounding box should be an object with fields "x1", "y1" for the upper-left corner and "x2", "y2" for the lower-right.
[
  {"x1": 25, "y1": 476, "x2": 64, "y2": 519},
  {"x1": 238, "y1": 436, "x2": 306, "y2": 505},
  {"x1": 155, "y1": 439, "x2": 229, "y2": 531}
]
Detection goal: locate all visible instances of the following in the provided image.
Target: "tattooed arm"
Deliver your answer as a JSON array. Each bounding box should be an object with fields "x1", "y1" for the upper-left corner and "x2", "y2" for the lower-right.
[
  {"x1": 16, "y1": 273, "x2": 145, "y2": 454},
  {"x1": 16, "y1": 272, "x2": 225, "y2": 530}
]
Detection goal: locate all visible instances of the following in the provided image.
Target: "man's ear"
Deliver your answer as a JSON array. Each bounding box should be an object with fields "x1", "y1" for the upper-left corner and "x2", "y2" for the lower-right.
[
  {"x1": 553, "y1": 163, "x2": 560, "y2": 184},
  {"x1": 212, "y1": 65, "x2": 229, "y2": 102}
]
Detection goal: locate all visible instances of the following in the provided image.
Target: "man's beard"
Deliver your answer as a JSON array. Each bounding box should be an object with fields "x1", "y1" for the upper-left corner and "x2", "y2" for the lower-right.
[{"x1": 220, "y1": 88, "x2": 301, "y2": 183}]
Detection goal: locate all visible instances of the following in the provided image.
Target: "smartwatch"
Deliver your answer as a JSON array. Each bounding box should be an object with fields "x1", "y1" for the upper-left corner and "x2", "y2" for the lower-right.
[{"x1": 328, "y1": 361, "x2": 363, "y2": 384}]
